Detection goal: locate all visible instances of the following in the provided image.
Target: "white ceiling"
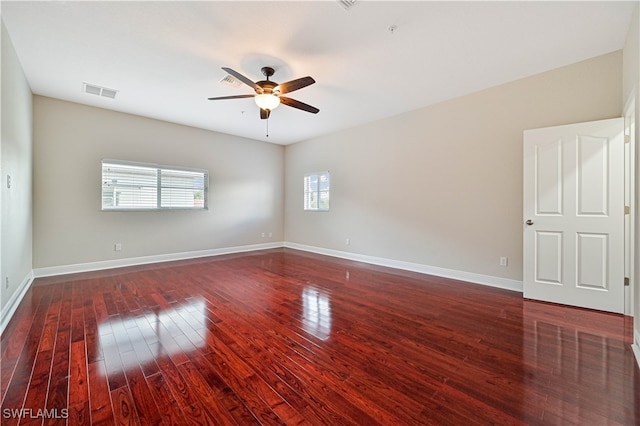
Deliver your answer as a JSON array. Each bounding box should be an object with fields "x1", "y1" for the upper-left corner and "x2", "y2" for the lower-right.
[{"x1": 1, "y1": 1, "x2": 636, "y2": 145}]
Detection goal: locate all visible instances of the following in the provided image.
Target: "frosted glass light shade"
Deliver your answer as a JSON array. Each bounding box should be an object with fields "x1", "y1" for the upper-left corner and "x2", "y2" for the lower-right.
[{"x1": 255, "y1": 94, "x2": 280, "y2": 110}]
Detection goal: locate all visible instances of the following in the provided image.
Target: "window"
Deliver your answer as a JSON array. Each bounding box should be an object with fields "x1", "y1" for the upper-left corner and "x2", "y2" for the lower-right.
[
  {"x1": 304, "y1": 171, "x2": 330, "y2": 211},
  {"x1": 102, "y1": 160, "x2": 208, "y2": 211}
]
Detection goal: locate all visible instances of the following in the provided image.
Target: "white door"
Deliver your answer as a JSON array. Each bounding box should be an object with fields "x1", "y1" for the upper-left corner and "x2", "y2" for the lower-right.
[{"x1": 523, "y1": 118, "x2": 624, "y2": 313}]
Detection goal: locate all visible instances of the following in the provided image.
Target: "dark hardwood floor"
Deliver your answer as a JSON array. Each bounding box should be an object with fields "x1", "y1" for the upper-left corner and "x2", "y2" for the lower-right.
[{"x1": 1, "y1": 248, "x2": 639, "y2": 425}]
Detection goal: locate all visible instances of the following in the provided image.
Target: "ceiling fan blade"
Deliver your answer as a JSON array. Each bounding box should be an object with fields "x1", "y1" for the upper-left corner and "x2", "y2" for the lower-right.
[
  {"x1": 221, "y1": 67, "x2": 261, "y2": 92},
  {"x1": 279, "y1": 96, "x2": 319, "y2": 114},
  {"x1": 260, "y1": 108, "x2": 271, "y2": 120},
  {"x1": 276, "y1": 76, "x2": 315, "y2": 94},
  {"x1": 207, "y1": 94, "x2": 255, "y2": 100}
]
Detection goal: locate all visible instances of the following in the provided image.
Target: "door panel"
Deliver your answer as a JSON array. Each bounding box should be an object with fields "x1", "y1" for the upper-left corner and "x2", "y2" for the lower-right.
[
  {"x1": 576, "y1": 232, "x2": 607, "y2": 289},
  {"x1": 535, "y1": 231, "x2": 562, "y2": 284},
  {"x1": 523, "y1": 118, "x2": 624, "y2": 313},
  {"x1": 535, "y1": 138, "x2": 563, "y2": 215},
  {"x1": 577, "y1": 135, "x2": 608, "y2": 216}
]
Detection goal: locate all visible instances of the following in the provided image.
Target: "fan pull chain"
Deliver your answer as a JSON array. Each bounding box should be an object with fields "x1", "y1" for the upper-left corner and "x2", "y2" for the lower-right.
[{"x1": 266, "y1": 117, "x2": 269, "y2": 138}]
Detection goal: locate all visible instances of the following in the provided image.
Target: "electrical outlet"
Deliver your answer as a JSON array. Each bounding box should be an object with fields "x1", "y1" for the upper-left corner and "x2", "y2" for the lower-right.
[
  {"x1": 500, "y1": 257, "x2": 508, "y2": 267},
  {"x1": 261, "y1": 232, "x2": 266, "y2": 238},
  {"x1": 6, "y1": 175, "x2": 11, "y2": 189},
  {"x1": 346, "y1": 238, "x2": 350, "y2": 245},
  {"x1": 268, "y1": 232, "x2": 272, "y2": 238},
  {"x1": 114, "y1": 243, "x2": 122, "y2": 252}
]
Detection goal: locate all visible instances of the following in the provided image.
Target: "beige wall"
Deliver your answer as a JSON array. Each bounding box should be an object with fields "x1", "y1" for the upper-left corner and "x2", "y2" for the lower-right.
[
  {"x1": 1, "y1": 21, "x2": 33, "y2": 312},
  {"x1": 285, "y1": 51, "x2": 622, "y2": 282},
  {"x1": 33, "y1": 97, "x2": 284, "y2": 268}
]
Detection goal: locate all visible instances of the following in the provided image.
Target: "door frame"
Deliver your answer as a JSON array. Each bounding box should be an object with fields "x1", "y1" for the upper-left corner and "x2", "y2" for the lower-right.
[{"x1": 624, "y1": 94, "x2": 636, "y2": 317}]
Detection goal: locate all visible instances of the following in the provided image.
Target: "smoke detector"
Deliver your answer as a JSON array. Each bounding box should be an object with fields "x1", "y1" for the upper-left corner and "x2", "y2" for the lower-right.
[{"x1": 83, "y1": 82, "x2": 118, "y2": 99}]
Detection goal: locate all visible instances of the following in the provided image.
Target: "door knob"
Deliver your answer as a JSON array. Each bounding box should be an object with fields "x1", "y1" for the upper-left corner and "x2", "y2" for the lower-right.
[{"x1": 525, "y1": 219, "x2": 534, "y2": 225}]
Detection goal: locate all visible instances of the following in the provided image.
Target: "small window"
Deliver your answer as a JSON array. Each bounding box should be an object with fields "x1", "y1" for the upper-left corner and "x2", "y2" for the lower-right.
[
  {"x1": 304, "y1": 171, "x2": 330, "y2": 211},
  {"x1": 102, "y1": 160, "x2": 208, "y2": 211}
]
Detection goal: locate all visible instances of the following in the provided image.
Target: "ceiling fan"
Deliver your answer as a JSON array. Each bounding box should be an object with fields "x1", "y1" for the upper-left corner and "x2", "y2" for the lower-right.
[{"x1": 208, "y1": 66, "x2": 319, "y2": 119}]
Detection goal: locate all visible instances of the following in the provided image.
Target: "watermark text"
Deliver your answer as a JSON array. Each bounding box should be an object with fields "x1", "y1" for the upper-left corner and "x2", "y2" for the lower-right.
[{"x1": 2, "y1": 408, "x2": 69, "y2": 420}]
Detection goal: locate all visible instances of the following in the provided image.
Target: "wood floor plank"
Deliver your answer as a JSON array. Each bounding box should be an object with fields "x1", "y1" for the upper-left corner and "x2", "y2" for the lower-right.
[
  {"x1": 187, "y1": 352, "x2": 262, "y2": 425},
  {"x1": 197, "y1": 338, "x2": 291, "y2": 425},
  {"x1": 20, "y1": 286, "x2": 62, "y2": 420},
  {"x1": 68, "y1": 341, "x2": 90, "y2": 425},
  {"x1": 153, "y1": 351, "x2": 215, "y2": 425},
  {"x1": 119, "y1": 351, "x2": 162, "y2": 426},
  {"x1": 176, "y1": 361, "x2": 239, "y2": 426},
  {"x1": 87, "y1": 360, "x2": 115, "y2": 426},
  {"x1": 110, "y1": 386, "x2": 141, "y2": 426},
  {"x1": 1, "y1": 289, "x2": 45, "y2": 401},
  {"x1": 43, "y1": 327, "x2": 70, "y2": 426},
  {"x1": 145, "y1": 372, "x2": 188, "y2": 425},
  {"x1": 20, "y1": 347, "x2": 54, "y2": 420},
  {"x1": 1, "y1": 290, "x2": 53, "y2": 411},
  {"x1": 1, "y1": 248, "x2": 639, "y2": 425},
  {"x1": 100, "y1": 332, "x2": 128, "y2": 392},
  {"x1": 84, "y1": 295, "x2": 103, "y2": 364}
]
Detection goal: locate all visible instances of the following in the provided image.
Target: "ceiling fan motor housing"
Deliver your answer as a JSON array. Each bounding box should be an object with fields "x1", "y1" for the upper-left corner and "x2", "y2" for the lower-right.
[{"x1": 256, "y1": 80, "x2": 278, "y2": 95}]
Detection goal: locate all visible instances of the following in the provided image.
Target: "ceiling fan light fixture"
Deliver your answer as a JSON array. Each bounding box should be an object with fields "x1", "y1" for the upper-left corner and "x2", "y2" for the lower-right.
[
  {"x1": 255, "y1": 93, "x2": 280, "y2": 111},
  {"x1": 210, "y1": 67, "x2": 318, "y2": 118}
]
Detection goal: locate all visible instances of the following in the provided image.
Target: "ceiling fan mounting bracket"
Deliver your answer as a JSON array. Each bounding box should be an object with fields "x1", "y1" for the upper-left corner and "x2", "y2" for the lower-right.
[{"x1": 261, "y1": 66, "x2": 275, "y2": 79}]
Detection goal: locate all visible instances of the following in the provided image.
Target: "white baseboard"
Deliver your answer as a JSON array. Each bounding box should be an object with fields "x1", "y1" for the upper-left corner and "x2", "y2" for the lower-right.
[
  {"x1": 633, "y1": 329, "x2": 640, "y2": 370},
  {"x1": 11, "y1": 241, "x2": 521, "y2": 336},
  {"x1": 1, "y1": 271, "x2": 34, "y2": 335},
  {"x1": 31, "y1": 240, "x2": 524, "y2": 291},
  {"x1": 33, "y1": 242, "x2": 284, "y2": 278},
  {"x1": 284, "y1": 242, "x2": 523, "y2": 292}
]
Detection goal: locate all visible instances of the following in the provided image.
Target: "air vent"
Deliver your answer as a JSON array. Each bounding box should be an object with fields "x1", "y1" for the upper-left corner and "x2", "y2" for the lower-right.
[
  {"x1": 337, "y1": 0, "x2": 358, "y2": 10},
  {"x1": 83, "y1": 82, "x2": 118, "y2": 99},
  {"x1": 219, "y1": 74, "x2": 242, "y2": 88},
  {"x1": 100, "y1": 88, "x2": 118, "y2": 99}
]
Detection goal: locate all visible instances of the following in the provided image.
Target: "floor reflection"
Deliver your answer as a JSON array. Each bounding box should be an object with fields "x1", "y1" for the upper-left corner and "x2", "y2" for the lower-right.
[
  {"x1": 523, "y1": 301, "x2": 637, "y2": 422},
  {"x1": 97, "y1": 298, "x2": 208, "y2": 373},
  {"x1": 301, "y1": 287, "x2": 332, "y2": 340}
]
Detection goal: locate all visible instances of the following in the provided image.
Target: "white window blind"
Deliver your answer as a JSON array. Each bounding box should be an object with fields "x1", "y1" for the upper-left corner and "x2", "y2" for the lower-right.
[
  {"x1": 102, "y1": 160, "x2": 208, "y2": 211},
  {"x1": 304, "y1": 171, "x2": 330, "y2": 211}
]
